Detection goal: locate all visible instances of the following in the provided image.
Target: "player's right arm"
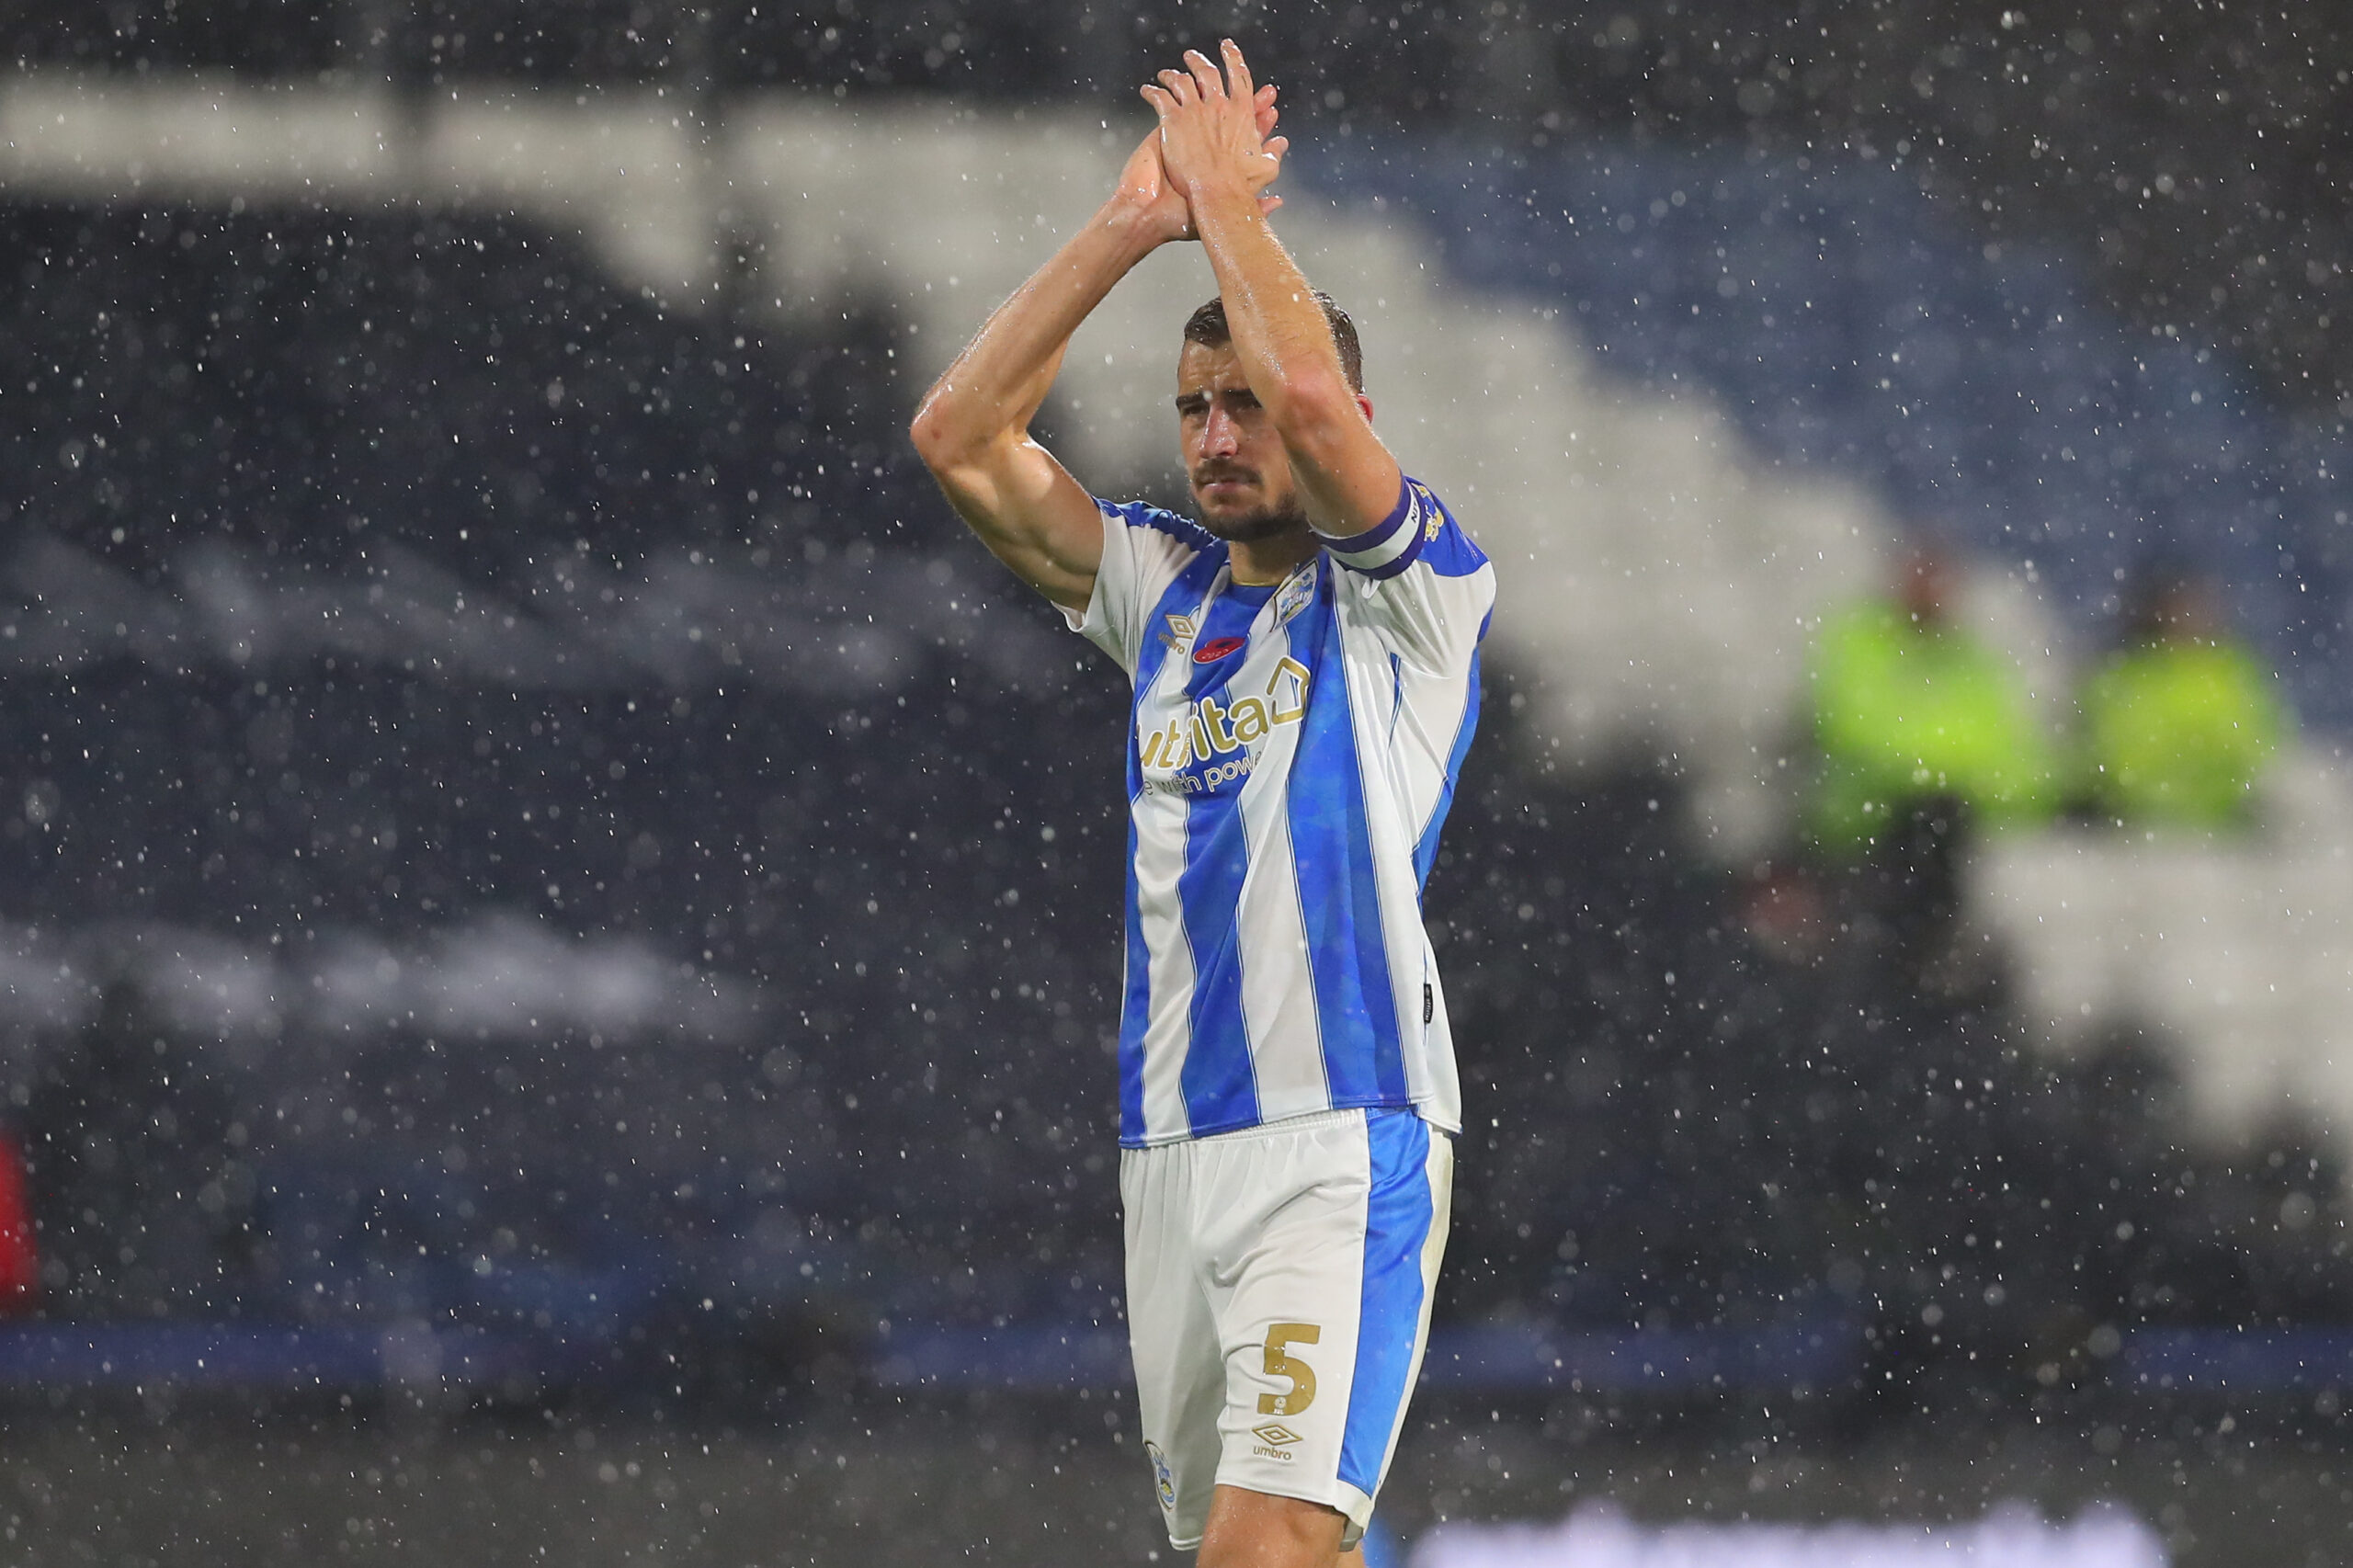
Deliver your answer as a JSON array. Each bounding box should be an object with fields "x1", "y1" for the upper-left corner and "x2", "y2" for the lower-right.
[{"x1": 908, "y1": 105, "x2": 1279, "y2": 613}]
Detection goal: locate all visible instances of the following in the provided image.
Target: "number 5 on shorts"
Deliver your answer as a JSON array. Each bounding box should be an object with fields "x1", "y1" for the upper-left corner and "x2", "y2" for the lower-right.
[{"x1": 1258, "y1": 1323, "x2": 1320, "y2": 1416}]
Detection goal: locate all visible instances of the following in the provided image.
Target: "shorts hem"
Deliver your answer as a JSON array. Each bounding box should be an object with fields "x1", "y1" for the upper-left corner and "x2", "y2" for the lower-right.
[
  {"x1": 1209, "y1": 1469, "x2": 1366, "y2": 1529},
  {"x1": 1335, "y1": 1481, "x2": 1376, "y2": 1545},
  {"x1": 1197, "y1": 1106, "x2": 1371, "y2": 1142},
  {"x1": 1122, "y1": 1099, "x2": 1446, "y2": 1150}
]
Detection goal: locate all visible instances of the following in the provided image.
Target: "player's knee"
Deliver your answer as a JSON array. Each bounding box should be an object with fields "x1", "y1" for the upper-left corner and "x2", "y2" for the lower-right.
[{"x1": 1197, "y1": 1486, "x2": 1349, "y2": 1568}]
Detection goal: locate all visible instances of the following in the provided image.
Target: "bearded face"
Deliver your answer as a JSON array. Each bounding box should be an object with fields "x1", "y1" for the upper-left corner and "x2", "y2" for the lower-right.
[
  {"x1": 1190, "y1": 464, "x2": 1309, "y2": 542},
  {"x1": 1175, "y1": 340, "x2": 1312, "y2": 546}
]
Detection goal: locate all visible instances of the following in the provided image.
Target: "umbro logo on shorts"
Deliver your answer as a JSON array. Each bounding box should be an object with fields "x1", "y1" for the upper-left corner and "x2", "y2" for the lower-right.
[{"x1": 1249, "y1": 1422, "x2": 1301, "y2": 1460}]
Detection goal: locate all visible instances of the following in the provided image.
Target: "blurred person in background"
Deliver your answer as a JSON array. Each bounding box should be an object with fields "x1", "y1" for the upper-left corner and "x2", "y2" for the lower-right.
[
  {"x1": 1800, "y1": 540, "x2": 2057, "y2": 968},
  {"x1": 1805, "y1": 539, "x2": 2059, "y2": 858},
  {"x1": 0, "y1": 1121, "x2": 35, "y2": 1313},
  {"x1": 2077, "y1": 563, "x2": 2283, "y2": 833}
]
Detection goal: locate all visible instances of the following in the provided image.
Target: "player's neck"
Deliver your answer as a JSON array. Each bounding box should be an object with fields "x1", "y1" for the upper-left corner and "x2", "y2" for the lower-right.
[{"x1": 1228, "y1": 528, "x2": 1317, "y2": 587}]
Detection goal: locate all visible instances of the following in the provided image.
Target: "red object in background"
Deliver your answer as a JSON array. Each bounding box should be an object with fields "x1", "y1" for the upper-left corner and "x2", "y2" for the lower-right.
[{"x1": 0, "y1": 1131, "x2": 36, "y2": 1309}]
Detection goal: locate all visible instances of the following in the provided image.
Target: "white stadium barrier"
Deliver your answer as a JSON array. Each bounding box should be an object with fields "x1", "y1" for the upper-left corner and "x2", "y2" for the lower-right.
[
  {"x1": 1410, "y1": 1503, "x2": 2166, "y2": 1568},
  {"x1": 1972, "y1": 745, "x2": 2353, "y2": 1146}
]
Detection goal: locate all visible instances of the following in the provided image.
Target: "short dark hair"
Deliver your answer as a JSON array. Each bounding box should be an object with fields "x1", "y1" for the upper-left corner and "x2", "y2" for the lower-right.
[{"x1": 1182, "y1": 290, "x2": 1364, "y2": 392}]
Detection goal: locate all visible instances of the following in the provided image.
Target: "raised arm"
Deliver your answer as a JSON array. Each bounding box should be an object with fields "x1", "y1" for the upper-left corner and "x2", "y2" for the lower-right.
[
  {"x1": 909, "y1": 100, "x2": 1281, "y2": 611},
  {"x1": 1143, "y1": 42, "x2": 1401, "y2": 540}
]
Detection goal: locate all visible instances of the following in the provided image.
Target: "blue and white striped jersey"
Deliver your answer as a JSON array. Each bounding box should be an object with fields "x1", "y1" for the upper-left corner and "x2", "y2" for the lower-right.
[{"x1": 1067, "y1": 473, "x2": 1495, "y2": 1148}]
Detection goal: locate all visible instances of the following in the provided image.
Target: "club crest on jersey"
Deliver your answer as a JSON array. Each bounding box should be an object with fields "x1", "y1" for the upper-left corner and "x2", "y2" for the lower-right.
[
  {"x1": 1140, "y1": 655, "x2": 1311, "y2": 790},
  {"x1": 1274, "y1": 560, "x2": 1315, "y2": 627}
]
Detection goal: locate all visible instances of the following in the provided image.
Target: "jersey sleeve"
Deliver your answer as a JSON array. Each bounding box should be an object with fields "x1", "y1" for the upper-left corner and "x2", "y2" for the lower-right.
[
  {"x1": 1062, "y1": 498, "x2": 1213, "y2": 677},
  {"x1": 1313, "y1": 473, "x2": 1495, "y2": 674}
]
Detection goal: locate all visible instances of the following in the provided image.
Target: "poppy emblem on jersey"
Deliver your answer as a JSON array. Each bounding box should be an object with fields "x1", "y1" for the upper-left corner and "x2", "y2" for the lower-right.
[{"x1": 1192, "y1": 635, "x2": 1247, "y2": 664}]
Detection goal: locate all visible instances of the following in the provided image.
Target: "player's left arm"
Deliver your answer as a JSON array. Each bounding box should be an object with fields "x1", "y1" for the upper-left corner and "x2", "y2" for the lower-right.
[{"x1": 1142, "y1": 41, "x2": 1402, "y2": 539}]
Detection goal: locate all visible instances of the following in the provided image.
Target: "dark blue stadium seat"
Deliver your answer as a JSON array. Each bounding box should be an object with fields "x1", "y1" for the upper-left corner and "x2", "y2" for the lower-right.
[{"x1": 1304, "y1": 140, "x2": 2349, "y2": 732}]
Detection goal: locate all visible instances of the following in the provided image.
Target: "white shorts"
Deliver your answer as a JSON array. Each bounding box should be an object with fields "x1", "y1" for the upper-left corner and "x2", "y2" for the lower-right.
[{"x1": 1120, "y1": 1106, "x2": 1453, "y2": 1551}]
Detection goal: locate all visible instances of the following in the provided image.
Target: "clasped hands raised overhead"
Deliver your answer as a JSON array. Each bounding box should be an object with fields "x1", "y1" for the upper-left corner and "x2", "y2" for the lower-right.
[{"x1": 1116, "y1": 40, "x2": 1290, "y2": 245}]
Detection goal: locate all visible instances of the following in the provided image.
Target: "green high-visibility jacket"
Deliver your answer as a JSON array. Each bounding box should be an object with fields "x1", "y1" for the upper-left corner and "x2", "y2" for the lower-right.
[
  {"x1": 2080, "y1": 638, "x2": 2281, "y2": 829},
  {"x1": 1806, "y1": 599, "x2": 2057, "y2": 856}
]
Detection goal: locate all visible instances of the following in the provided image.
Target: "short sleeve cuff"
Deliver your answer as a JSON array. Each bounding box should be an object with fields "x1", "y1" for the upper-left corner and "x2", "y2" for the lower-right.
[
  {"x1": 1061, "y1": 501, "x2": 1125, "y2": 662},
  {"x1": 1313, "y1": 474, "x2": 1428, "y2": 580}
]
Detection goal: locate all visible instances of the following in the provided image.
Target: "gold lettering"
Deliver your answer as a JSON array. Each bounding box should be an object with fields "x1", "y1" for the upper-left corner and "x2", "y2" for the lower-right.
[
  {"x1": 1202, "y1": 697, "x2": 1240, "y2": 755},
  {"x1": 1145, "y1": 669, "x2": 1305, "y2": 778},
  {"x1": 1258, "y1": 1323, "x2": 1321, "y2": 1416},
  {"x1": 1266, "y1": 656, "x2": 1312, "y2": 724}
]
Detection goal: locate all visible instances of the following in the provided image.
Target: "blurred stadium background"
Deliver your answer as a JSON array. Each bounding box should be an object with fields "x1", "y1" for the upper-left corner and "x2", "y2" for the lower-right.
[{"x1": 0, "y1": 3, "x2": 2349, "y2": 1563}]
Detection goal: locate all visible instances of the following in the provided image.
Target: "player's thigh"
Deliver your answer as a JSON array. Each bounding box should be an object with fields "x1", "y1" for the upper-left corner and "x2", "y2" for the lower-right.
[{"x1": 1210, "y1": 1110, "x2": 1449, "y2": 1540}]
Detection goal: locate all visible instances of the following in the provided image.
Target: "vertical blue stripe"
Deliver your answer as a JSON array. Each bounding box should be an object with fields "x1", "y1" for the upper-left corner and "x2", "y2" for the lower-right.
[
  {"x1": 1120, "y1": 551, "x2": 1226, "y2": 1144},
  {"x1": 1172, "y1": 584, "x2": 1274, "y2": 1134},
  {"x1": 1126, "y1": 552, "x2": 1223, "y2": 796},
  {"x1": 1412, "y1": 640, "x2": 1483, "y2": 892},
  {"x1": 1175, "y1": 784, "x2": 1259, "y2": 1132},
  {"x1": 1284, "y1": 598, "x2": 1408, "y2": 1107},
  {"x1": 1338, "y1": 1110, "x2": 1436, "y2": 1494}
]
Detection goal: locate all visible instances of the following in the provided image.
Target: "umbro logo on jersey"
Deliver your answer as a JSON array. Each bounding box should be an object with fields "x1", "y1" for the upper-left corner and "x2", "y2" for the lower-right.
[{"x1": 1192, "y1": 635, "x2": 1246, "y2": 664}]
